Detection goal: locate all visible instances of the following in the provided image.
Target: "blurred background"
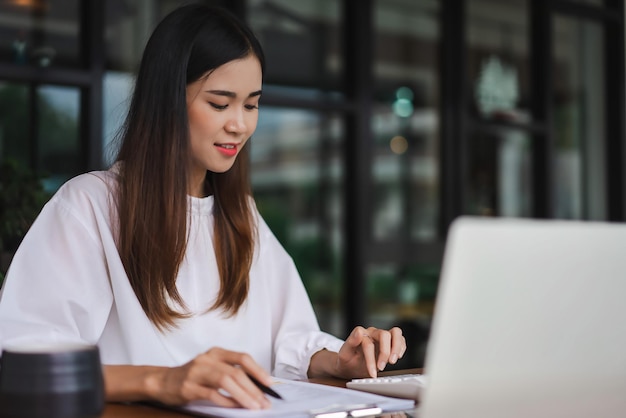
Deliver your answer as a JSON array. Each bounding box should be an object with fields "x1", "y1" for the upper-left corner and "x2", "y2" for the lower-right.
[{"x1": 0, "y1": 0, "x2": 624, "y2": 369}]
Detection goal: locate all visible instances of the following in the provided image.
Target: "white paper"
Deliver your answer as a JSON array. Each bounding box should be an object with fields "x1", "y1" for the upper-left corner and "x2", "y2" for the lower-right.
[{"x1": 179, "y1": 378, "x2": 415, "y2": 417}]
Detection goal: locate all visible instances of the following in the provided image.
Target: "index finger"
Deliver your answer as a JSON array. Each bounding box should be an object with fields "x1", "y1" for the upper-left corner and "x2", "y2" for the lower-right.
[
  {"x1": 223, "y1": 351, "x2": 274, "y2": 388},
  {"x1": 218, "y1": 368, "x2": 270, "y2": 410},
  {"x1": 367, "y1": 327, "x2": 392, "y2": 371},
  {"x1": 355, "y1": 327, "x2": 379, "y2": 377}
]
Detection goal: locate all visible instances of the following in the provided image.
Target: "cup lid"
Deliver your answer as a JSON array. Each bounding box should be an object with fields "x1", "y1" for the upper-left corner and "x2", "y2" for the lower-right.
[{"x1": 2, "y1": 340, "x2": 97, "y2": 354}]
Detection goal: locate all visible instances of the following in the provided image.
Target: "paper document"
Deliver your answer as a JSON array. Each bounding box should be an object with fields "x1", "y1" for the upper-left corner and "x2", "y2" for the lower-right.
[{"x1": 178, "y1": 377, "x2": 415, "y2": 417}]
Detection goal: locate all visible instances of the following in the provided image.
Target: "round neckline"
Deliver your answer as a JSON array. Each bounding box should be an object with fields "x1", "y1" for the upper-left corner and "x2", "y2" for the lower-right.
[{"x1": 188, "y1": 194, "x2": 214, "y2": 214}]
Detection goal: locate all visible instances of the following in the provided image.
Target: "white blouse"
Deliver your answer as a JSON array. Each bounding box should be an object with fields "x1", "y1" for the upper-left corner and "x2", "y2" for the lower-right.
[{"x1": 0, "y1": 169, "x2": 343, "y2": 379}]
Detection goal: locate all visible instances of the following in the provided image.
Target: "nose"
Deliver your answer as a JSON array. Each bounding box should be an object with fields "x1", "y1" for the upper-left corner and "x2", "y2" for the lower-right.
[{"x1": 225, "y1": 111, "x2": 246, "y2": 134}]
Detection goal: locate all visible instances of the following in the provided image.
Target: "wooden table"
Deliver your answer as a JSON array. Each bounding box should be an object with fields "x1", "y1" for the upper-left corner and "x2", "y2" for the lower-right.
[
  {"x1": 103, "y1": 403, "x2": 191, "y2": 417},
  {"x1": 101, "y1": 369, "x2": 422, "y2": 417}
]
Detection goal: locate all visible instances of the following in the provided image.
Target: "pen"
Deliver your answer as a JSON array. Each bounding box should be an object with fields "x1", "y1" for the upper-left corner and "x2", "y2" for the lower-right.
[{"x1": 246, "y1": 373, "x2": 283, "y2": 400}]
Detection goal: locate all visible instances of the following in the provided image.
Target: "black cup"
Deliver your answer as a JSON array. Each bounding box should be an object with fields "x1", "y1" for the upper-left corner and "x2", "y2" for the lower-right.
[{"x1": 0, "y1": 343, "x2": 104, "y2": 418}]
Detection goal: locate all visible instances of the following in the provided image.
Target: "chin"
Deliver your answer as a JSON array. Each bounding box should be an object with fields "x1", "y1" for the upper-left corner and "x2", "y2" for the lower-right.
[{"x1": 208, "y1": 163, "x2": 236, "y2": 174}]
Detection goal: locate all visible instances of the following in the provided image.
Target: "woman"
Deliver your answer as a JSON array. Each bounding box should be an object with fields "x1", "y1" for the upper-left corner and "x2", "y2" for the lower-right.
[{"x1": 0, "y1": 3, "x2": 406, "y2": 410}]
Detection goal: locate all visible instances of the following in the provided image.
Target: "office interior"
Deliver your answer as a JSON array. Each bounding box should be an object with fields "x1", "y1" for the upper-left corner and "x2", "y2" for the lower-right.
[{"x1": 0, "y1": 0, "x2": 624, "y2": 369}]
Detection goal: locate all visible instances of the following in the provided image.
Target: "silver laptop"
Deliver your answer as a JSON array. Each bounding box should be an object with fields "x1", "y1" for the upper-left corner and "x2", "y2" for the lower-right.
[{"x1": 419, "y1": 216, "x2": 626, "y2": 418}]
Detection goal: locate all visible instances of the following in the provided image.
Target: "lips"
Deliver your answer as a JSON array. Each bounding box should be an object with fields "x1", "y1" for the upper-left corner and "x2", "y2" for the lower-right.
[{"x1": 215, "y1": 143, "x2": 238, "y2": 157}]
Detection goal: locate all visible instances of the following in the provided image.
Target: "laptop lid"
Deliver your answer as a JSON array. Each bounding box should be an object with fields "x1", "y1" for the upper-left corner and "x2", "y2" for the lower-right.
[{"x1": 419, "y1": 216, "x2": 626, "y2": 418}]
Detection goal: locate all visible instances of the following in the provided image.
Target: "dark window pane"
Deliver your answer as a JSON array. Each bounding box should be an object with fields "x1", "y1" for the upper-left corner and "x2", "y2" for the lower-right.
[
  {"x1": 466, "y1": 128, "x2": 533, "y2": 217},
  {"x1": 372, "y1": 0, "x2": 440, "y2": 242},
  {"x1": 567, "y1": 0, "x2": 603, "y2": 5},
  {"x1": 0, "y1": 0, "x2": 80, "y2": 68},
  {"x1": 369, "y1": 1, "x2": 441, "y2": 366},
  {"x1": 0, "y1": 82, "x2": 30, "y2": 164},
  {"x1": 552, "y1": 17, "x2": 606, "y2": 220},
  {"x1": 365, "y1": 262, "x2": 438, "y2": 368},
  {"x1": 467, "y1": 0, "x2": 530, "y2": 123},
  {"x1": 105, "y1": 0, "x2": 183, "y2": 71},
  {"x1": 102, "y1": 71, "x2": 133, "y2": 164},
  {"x1": 250, "y1": 106, "x2": 345, "y2": 336},
  {"x1": 247, "y1": 0, "x2": 342, "y2": 89},
  {"x1": 37, "y1": 85, "x2": 80, "y2": 191}
]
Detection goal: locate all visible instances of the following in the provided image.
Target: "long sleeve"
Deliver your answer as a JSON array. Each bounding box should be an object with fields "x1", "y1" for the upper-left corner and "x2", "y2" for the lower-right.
[
  {"x1": 254, "y1": 217, "x2": 344, "y2": 379},
  {"x1": 0, "y1": 173, "x2": 115, "y2": 350}
]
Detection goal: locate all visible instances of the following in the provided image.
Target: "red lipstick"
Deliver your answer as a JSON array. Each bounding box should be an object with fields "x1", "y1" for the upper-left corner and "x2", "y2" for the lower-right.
[{"x1": 215, "y1": 144, "x2": 238, "y2": 157}]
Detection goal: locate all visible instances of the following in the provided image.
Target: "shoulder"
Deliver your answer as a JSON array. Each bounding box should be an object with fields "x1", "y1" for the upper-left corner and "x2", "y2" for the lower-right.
[
  {"x1": 59, "y1": 169, "x2": 117, "y2": 193},
  {"x1": 50, "y1": 169, "x2": 118, "y2": 214},
  {"x1": 16, "y1": 169, "x2": 120, "y2": 250}
]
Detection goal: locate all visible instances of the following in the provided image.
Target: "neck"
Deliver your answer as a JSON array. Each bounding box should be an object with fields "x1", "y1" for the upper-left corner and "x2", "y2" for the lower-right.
[{"x1": 189, "y1": 171, "x2": 208, "y2": 197}]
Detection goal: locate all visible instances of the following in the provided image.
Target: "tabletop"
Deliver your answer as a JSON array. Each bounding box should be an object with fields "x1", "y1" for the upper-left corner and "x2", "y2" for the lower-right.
[{"x1": 101, "y1": 368, "x2": 423, "y2": 417}]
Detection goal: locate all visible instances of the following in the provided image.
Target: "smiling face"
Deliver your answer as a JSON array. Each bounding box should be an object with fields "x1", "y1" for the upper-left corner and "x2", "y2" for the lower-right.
[{"x1": 186, "y1": 54, "x2": 262, "y2": 197}]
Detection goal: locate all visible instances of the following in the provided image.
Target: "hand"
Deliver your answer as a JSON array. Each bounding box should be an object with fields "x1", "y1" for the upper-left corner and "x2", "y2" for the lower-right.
[
  {"x1": 148, "y1": 347, "x2": 273, "y2": 409},
  {"x1": 335, "y1": 326, "x2": 406, "y2": 379}
]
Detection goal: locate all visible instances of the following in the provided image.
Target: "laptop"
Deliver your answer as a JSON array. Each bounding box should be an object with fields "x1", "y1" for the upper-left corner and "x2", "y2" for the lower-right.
[{"x1": 418, "y1": 216, "x2": 626, "y2": 418}]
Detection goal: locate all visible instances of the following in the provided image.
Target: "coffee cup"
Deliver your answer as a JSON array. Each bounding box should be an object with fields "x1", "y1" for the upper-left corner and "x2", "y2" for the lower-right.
[{"x1": 0, "y1": 342, "x2": 104, "y2": 418}]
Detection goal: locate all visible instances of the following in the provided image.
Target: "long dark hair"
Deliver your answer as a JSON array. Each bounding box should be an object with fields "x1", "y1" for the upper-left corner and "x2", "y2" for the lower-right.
[{"x1": 114, "y1": 3, "x2": 265, "y2": 330}]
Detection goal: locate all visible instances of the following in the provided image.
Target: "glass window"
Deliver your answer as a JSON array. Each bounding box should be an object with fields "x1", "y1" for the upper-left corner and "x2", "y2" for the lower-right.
[
  {"x1": 466, "y1": 128, "x2": 533, "y2": 217},
  {"x1": 0, "y1": 83, "x2": 80, "y2": 193},
  {"x1": 0, "y1": 82, "x2": 30, "y2": 165},
  {"x1": 105, "y1": 0, "x2": 183, "y2": 72},
  {"x1": 36, "y1": 85, "x2": 81, "y2": 191},
  {"x1": 552, "y1": 17, "x2": 605, "y2": 220},
  {"x1": 365, "y1": 262, "x2": 439, "y2": 368},
  {"x1": 103, "y1": 0, "x2": 191, "y2": 159},
  {"x1": 247, "y1": 0, "x2": 342, "y2": 88},
  {"x1": 250, "y1": 106, "x2": 345, "y2": 336},
  {"x1": 467, "y1": 0, "x2": 530, "y2": 123},
  {"x1": 567, "y1": 0, "x2": 603, "y2": 5},
  {"x1": 372, "y1": 0, "x2": 440, "y2": 242},
  {"x1": 102, "y1": 71, "x2": 133, "y2": 164},
  {"x1": 0, "y1": 0, "x2": 80, "y2": 68}
]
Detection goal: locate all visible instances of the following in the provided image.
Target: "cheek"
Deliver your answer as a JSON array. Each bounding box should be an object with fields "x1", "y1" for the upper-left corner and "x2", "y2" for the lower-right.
[
  {"x1": 188, "y1": 106, "x2": 219, "y2": 135},
  {"x1": 247, "y1": 114, "x2": 259, "y2": 134},
  {"x1": 188, "y1": 104, "x2": 207, "y2": 125},
  {"x1": 187, "y1": 106, "x2": 201, "y2": 132}
]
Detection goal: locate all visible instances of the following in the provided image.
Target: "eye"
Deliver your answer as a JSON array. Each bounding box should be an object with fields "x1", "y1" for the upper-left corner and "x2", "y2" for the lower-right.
[
  {"x1": 245, "y1": 104, "x2": 259, "y2": 110},
  {"x1": 209, "y1": 102, "x2": 228, "y2": 110}
]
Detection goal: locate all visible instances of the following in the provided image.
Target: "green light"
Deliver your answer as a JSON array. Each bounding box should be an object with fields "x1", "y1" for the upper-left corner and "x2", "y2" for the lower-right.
[
  {"x1": 393, "y1": 98, "x2": 413, "y2": 118},
  {"x1": 393, "y1": 87, "x2": 414, "y2": 117},
  {"x1": 395, "y1": 86, "x2": 414, "y2": 101}
]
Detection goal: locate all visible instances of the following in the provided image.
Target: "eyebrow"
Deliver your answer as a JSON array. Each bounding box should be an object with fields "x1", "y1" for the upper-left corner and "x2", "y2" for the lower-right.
[{"x1": 205, "y1": 89, "x2": 262, "y2": 98}]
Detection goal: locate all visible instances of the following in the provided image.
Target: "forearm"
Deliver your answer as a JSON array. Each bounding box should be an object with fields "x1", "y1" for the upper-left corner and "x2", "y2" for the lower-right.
[
  {"x1": 103, "y1": 348, "x2": 273, "y2": 409},
  {"x1": 103, "y1": 364, "x2": 165, "y2": 402},
  {"x1": 307, "y1": 349, "x2": 340, "y2": 379}
]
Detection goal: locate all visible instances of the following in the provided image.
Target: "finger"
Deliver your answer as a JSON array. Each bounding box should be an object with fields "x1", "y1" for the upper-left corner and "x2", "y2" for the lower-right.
[
  {"x1": 347, "y1": 326, "x2": 369, "y2": 348},
  {"x1": 230, "y1": 366, "x2": 272, "y2": 409},
  {"x1": 237, "y1": 353, "x2": 274, "y2": 388},
  {"x1": 367, "y1": 327, "x2": 391, "y2": 371},
  {"x1": 194, "y1": 356, "x2": 271, "y2": 410},
  {"x1": 218, "y1": 372, "x2": 269, "y2": 410},
  {"x1": 190, "y1": 383, "x2": 240, "y2": 408},
  {"x1": 206, "y1": 349, "x2": 273, "y2": 388},
  {"x1": 389, "y1": 327, "x2": 405, "y2": 364},
  {"x1": 368, "y1": 327, "x2": 391, "y2": 371},
  {"x1": 233, "y1": 368, "x2": 273, "y2": 409},
  {"x1": 400, "y1": 341, "x2": 407, "y2": 358},
  {"x1": 360, "y1": 332, "x2": 378, "y2": 378}
]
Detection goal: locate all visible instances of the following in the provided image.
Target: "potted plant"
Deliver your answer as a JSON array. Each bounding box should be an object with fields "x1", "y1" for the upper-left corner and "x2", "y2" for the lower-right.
[{"x1": 0, "y1": 158, "x2": 51, "y2": 280}]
